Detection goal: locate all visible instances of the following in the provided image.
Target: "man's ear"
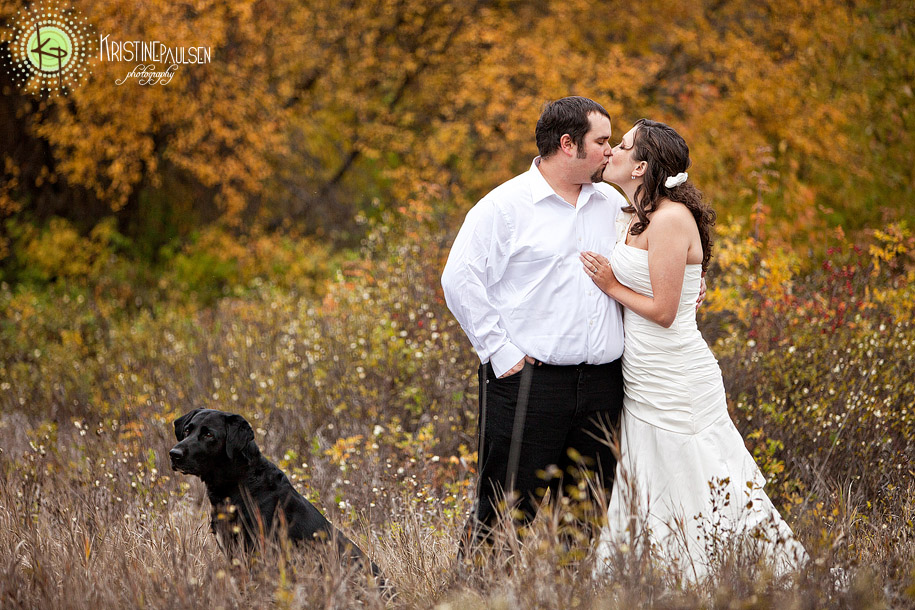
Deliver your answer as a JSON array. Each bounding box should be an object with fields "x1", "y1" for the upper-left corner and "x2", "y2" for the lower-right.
[
  {"x1": 224, "y1": 414, "x2": 257, "y2": 464},
  {"x1": 173, "y1": 409, "x2": 203, "y2": 441},
  {"x1": 559, "y1": 133, "x2": 575, "y2": 156}
]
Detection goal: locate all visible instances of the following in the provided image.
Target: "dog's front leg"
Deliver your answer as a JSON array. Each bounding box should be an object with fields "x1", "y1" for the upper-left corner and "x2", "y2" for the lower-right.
[{"x1": 211, "y1": 500, "x2": 248, "y2": 560}]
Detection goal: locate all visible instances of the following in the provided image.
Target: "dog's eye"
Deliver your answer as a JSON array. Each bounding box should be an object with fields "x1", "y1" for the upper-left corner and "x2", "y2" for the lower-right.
[{"x1": 202, "y1": 431, "x2": 214, "y2": 440}]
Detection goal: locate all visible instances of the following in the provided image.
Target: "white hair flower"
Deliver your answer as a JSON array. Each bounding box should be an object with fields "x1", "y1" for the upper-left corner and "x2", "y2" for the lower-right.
[{"x1": 665, "y1": 172, "x2": 688, "y2": 188}]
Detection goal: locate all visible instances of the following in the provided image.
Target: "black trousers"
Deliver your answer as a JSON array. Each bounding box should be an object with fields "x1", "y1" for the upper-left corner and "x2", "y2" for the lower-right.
[{"x1": 463, "y1": 358, "x2": 624, "y2": 551}]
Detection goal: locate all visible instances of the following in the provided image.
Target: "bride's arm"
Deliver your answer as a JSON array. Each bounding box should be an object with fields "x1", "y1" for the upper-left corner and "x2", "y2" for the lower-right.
[{"x1": 581, "y1": 207, "x2": 691, "y2": 328}]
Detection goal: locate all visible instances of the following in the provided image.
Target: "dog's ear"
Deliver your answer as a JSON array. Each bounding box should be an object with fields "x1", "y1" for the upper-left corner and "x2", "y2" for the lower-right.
[
  {"x1": 173, "y1": 409, "x2": 204, "y2": 441},
  {"x1": 225, "y1": 414, "x2": 258, "y2": 464}
]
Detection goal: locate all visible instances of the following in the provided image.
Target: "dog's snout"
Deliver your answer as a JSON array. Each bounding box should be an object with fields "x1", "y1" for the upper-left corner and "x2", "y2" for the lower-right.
[{"x1": 169, "y1": 447, "x2": 184, "y2": 461}]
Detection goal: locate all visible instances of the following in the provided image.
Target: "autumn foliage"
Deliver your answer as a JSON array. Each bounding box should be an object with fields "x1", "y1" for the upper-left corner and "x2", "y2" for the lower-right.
[
  {"x1": 1, "y1": 0, "x2": 915, "y2": 608},
  {"x1": 2, "y1": 0, "x2": 914, "y2": 248}
]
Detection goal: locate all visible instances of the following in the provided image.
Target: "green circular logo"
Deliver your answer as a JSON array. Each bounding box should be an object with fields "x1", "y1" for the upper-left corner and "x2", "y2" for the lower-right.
[
  {"x1": 2, "y1": 3, "x2": 94, "y2": 95},
  {"x1": 26, "y1": 26, "x2": 73, "y2": 72}
]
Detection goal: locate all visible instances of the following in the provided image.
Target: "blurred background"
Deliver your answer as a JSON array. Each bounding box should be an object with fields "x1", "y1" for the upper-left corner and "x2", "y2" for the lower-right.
[
  {"x1": 0, "y1": 1, "x2": 913, "y2": 607},
  {"x1": 2, "y1": 0, "x2": 912, "y2": 266}
]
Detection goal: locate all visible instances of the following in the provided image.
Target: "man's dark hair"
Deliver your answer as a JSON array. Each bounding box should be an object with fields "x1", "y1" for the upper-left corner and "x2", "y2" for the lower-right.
[{"x1": 535, "y1": 96, "x2": 611, "y2": 158}]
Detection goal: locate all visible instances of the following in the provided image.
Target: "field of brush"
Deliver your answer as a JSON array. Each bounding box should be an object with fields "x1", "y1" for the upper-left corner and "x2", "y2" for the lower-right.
[{"x1": 1, "y1": 224, "x2": 913, "y2": 608}]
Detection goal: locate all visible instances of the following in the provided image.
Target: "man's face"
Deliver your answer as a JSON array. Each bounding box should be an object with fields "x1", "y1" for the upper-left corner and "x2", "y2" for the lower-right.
[{"x1": 571, "y1": 112, "x2": 612, "y2": 184}]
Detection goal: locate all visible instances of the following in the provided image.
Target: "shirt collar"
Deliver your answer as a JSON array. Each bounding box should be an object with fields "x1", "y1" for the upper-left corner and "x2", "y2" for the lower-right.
[
  {"x1": 529, "y1": 157, "x2": 555, "y2": 205},
  {"x1": 529, "y1": 157, "x2": 606, "y2": 208}
]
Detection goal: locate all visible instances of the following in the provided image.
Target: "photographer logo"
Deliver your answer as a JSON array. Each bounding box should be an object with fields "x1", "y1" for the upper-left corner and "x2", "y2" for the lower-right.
[{"x1": 3, "y1": 2, "x2": 94, "y2": 95}]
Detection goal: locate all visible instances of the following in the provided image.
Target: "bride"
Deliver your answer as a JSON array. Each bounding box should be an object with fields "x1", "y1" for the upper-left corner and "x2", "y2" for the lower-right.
[{"x1": 580, "y1": 119, "x2": 806, "y2": 582}]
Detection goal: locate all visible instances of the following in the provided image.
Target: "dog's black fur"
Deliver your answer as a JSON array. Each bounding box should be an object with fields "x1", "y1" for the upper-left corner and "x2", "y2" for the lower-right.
[{"x1": 169, "y1": 408, "x2": 385, "y2": 587}]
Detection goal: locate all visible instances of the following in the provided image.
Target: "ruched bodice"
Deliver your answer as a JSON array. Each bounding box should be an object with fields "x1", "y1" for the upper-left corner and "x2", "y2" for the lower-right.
[
  {"x1": 596, "y1": 212, "x2": 806, "y2": 581},
  {"x1": 610, "y1": 241, "x2": 726, "y2": 433}
]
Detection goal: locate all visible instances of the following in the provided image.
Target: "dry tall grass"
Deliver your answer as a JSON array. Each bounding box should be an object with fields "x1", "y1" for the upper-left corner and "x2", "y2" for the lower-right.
[
  {"x1": 0, "y1": 412, "x2": 910, "y2": 609},
  {"x1": 1, "y1": 220, "x2": 912, "y2": 608}
]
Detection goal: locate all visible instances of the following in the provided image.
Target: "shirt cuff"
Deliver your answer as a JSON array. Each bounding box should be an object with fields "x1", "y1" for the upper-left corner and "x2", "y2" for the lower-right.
[{"x1": 489, "y1": 343, "x2": 527, "y2": 378}]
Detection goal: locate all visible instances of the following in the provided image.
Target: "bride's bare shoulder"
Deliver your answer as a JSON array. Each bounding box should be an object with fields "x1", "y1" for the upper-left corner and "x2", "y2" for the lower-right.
[{"x1": 649, "y1": 200, "x2": 695, "y2": 230}]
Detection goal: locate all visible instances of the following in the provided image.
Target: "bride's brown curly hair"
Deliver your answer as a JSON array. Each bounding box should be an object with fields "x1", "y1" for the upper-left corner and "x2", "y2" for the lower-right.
[{"x1": 624, "y1": 119, "x2": 717, "y2": 272}]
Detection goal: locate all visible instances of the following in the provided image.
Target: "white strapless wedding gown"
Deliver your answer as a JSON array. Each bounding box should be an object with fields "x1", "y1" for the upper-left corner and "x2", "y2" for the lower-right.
[{"x1": 595, "y1": 214, "x2": 806, "y2": 582}]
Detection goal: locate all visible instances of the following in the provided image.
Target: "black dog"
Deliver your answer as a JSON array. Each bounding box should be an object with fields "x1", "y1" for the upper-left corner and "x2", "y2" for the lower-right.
[{"x1": 169, "y1": 408, "x2": 386, "y2": 587}]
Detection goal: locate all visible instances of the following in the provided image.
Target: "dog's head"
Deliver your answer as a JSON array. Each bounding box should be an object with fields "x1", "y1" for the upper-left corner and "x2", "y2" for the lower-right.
[{"x1": 169, "y1": 409, "x2": 259, "y2": 477}]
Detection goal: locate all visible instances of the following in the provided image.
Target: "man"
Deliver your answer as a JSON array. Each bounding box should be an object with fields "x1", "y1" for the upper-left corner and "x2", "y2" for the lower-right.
[{"x1": 441, "y1": 96, "x2": 626, "y2": 556}]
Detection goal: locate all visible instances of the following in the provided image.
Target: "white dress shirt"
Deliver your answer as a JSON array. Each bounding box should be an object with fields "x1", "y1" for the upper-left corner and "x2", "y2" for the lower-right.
[{"x1": 442, "y1": 159, "x2": 626, "y2": 377}]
